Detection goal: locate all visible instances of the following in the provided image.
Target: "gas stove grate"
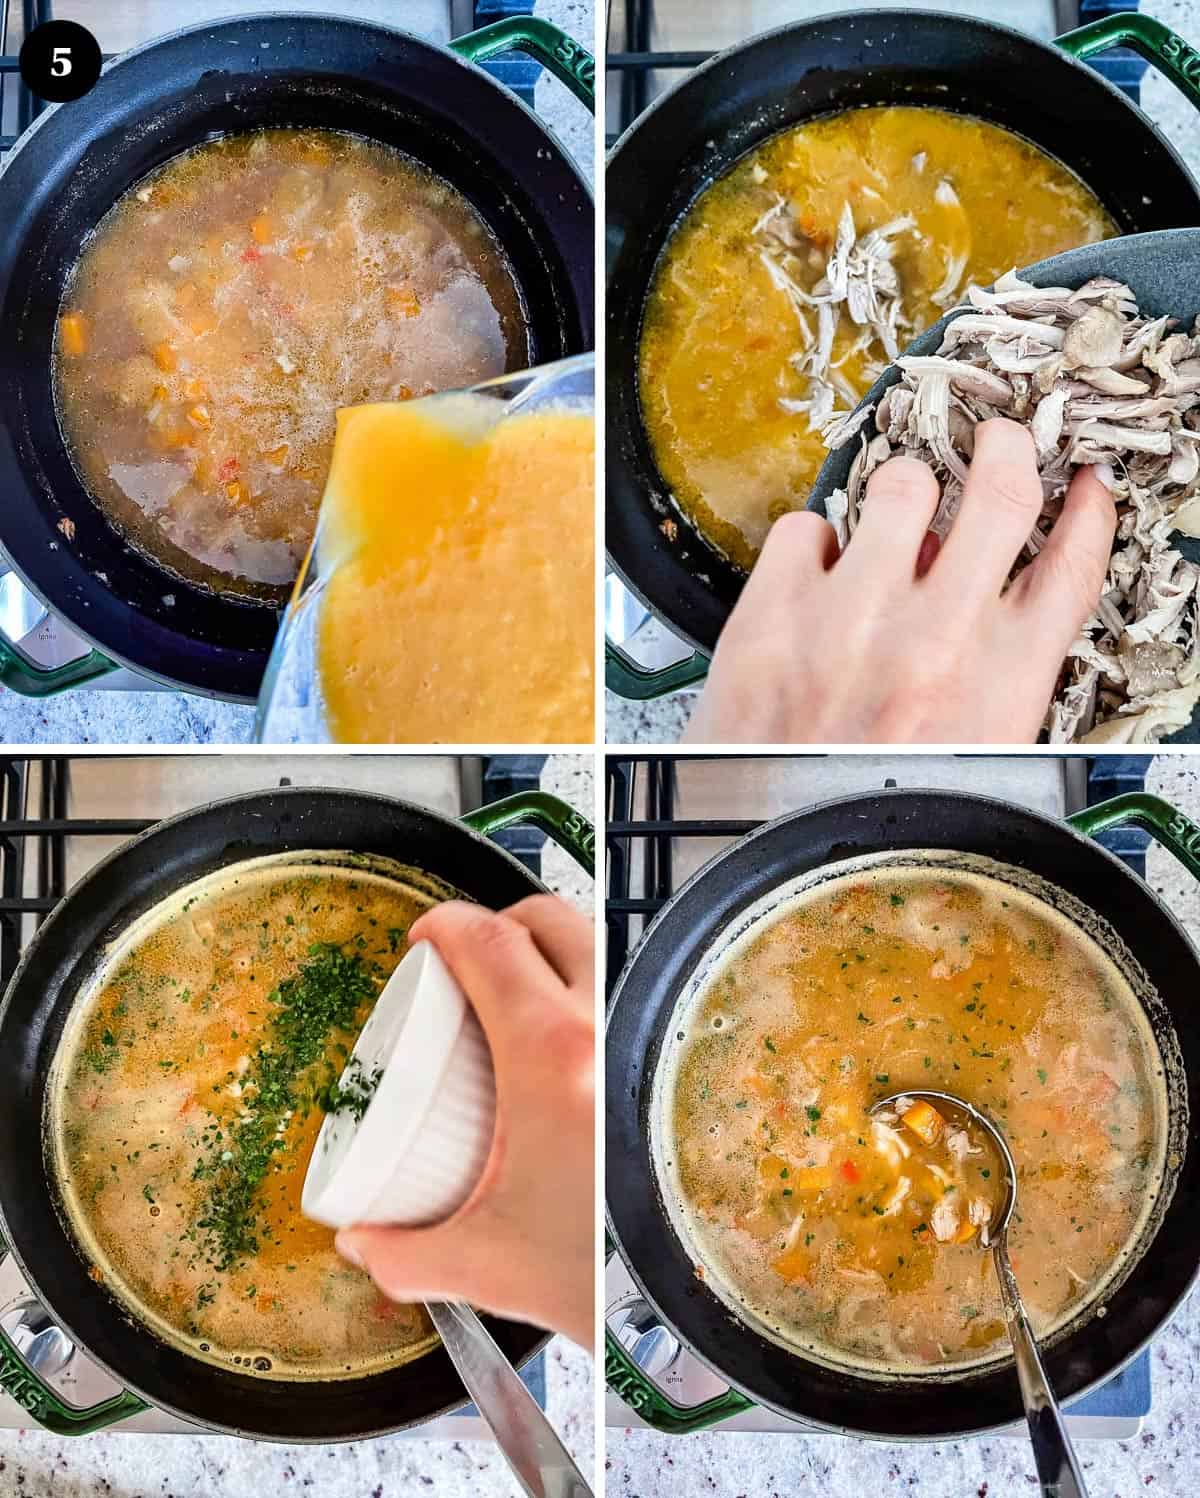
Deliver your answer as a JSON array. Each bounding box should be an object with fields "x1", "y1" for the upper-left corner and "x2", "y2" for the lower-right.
[
  {"x1": 0, "y1": 754, "x2": 546, "y2": 987},
  {"x1": 605, "y1": 754, "x2": 1150, "y2": 998},
  {"x1": 605, "y1": 0, "x2": 1147, "y2": 146},
  {"x1": 0, "y1": 0, "x2": 543, "y2": 153}
]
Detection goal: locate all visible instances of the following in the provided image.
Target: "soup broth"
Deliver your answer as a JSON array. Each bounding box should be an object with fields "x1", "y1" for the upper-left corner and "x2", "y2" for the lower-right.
[
  {"x1": 639, "y1": 106, "x2": 1116, "y2": 568},
  {"x1": 50, "y1": 853, "x2": 459, "y2": 1380},
  {"x1": 660, "y1": 860, "x2": 1168, "y2": 1373},
  {"x1": 54, "y1": 128, "x2": 528, "y2": 598}
]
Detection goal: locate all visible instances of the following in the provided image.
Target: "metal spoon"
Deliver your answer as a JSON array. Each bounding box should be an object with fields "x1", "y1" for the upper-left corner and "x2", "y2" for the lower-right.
[
  {"x1": 424, "y1": 1300, "x2": 592, "y2": 1498},
  {"x1": 871, "y1": 1090, "x2": 1089, "y2": 1498}
]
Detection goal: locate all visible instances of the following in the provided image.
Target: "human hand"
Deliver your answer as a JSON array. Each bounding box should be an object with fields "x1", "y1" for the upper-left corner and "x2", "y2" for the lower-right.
[
  {"x1": 685, "y1": 418, "x2": 1116, "y2": 744},
  {"x1": 335, "y1": 896, "x2": 595, "y2": 1349}
]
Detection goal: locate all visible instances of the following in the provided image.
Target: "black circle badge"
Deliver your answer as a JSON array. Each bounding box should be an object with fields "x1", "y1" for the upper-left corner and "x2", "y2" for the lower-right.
[{"x1": 19, "y1": 20, "x2": 102, "y2": 105}]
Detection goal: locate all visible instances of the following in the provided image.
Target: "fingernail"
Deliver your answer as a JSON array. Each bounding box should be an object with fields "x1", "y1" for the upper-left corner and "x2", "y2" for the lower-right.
[
  {"x1": 335, "y1": 1232, "x2": 364, "y2": 1268},
  {"x1": 1093, "y1": 462, "x2": 1116, "y2": 492}
]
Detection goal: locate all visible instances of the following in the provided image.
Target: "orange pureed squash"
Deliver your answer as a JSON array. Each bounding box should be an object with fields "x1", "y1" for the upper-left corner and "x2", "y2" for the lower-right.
[{"x1": 316, "y1": 395, "x2": 594, "y2": 743}]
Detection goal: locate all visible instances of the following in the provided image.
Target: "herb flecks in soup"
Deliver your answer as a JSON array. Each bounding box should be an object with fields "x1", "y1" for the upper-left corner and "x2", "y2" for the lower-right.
[
  {"x1": 51, "y1": 855, "x2": 458, "y2": 1380},
  {"x1": 54, "y1": 128, "x2": 528, "y2": 597},
  {"x1": 663, "y1": 864, "x2": 1166, "y2": 1372},
  {"x1": 316, "y1": 394, "x2": 595, "y2": 743},
  {"x1": 639, "y1": 106, "x2": 1116, "y2": 568}
]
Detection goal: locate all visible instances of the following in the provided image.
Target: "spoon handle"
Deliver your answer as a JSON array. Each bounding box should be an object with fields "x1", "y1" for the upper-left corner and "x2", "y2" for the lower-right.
[
  {"x1": 992, "y1": 1240, "x2": 1090, "y2": 1498},
  {"x1": 425, "y1": 1301, "x2": 593, "y2": 1498}
]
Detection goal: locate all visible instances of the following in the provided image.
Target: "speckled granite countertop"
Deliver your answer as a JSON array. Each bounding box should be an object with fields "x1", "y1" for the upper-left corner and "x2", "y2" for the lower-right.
[
  {"x1": 606, "y1": 754, "x2": 1200, "y2": 1496},
  {"x1": 605, "y1": 0, "x2": 1200, "y2": 745},
  {"x1": 0, "y1": 0, "x2": 594, "y2": 747},
  {"x1": 0, "y1": 754, "x2": 595, "y2": 1498}
]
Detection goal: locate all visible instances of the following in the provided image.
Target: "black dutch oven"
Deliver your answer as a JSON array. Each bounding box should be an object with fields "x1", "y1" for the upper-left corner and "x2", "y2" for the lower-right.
[
  {"x1": 606, "y1": 787, "x2": 1200, "y2": 1439},
  {"x1": 0, "y1": 13, "x2": 594, "y2": 703},
  {"x1": 0, "y1": 784, "x2": 593, "y2": 1441},
  {"x1": 606, "y1": 9, "x2": 1200, "y2": 700}
]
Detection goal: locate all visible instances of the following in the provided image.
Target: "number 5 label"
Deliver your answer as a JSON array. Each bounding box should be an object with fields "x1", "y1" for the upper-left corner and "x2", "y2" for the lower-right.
[{"x1": 19, "y1": 21, "x2": 100, "y2": 104}]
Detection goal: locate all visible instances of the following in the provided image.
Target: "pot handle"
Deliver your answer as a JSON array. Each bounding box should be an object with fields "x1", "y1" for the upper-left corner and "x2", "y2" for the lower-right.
[
  {"x1": 1058, "y1": 12, "x2": 1200, "y2": 114},
  {"x1": 604, "y1": 1329, "x2": 754, "y2": 1434},
  {"x1": 1068, "y1": 790, "x2": 1200, "y2": 880},
  {"x1": 0, "y1": 1238, "x2": 148, "y2": 1434},
  {"x1": 450, "y1": 18, "x2": 595, "y2": 112},
  {"x1": 605, "y1": 639, "x2": 710, "y2": 700},
  {"x1": 462, "y1": 790, "x2": 594, "y2": 877},
  {"x1": 603, "y1": 1236, "x2": 753, "y2": 1433},
  {"x1": 0, "y1": 636, "x2": 118, "y2": 697},
  {"x1": 0, "y1": 563, "x2": 117, "y2": 696}
]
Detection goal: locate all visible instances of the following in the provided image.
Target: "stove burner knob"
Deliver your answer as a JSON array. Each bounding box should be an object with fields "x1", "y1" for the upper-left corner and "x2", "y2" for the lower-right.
[
  {"x1": 629, "y1": 1324, "x2": 681, "y2": 1378},
  {"x1": 613, "y1": 1297, "x2": 681, "y2": 1377},
  {"x1": 2, "y1": 1300, "x2": 75, "y2": 1378}
]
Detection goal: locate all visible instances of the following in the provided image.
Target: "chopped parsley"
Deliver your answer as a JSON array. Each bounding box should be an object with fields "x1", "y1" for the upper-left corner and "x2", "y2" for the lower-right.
[
  {"x1": 323, "y1": 1059, "x2": 384, "y2": 1122},
  {"x1": 191, "y1": 943, "x2": 377, "y2": 1271}
]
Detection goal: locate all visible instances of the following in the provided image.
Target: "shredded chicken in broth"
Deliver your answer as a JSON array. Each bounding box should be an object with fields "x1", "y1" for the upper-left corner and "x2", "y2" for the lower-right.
[
  {"x1": 50, "y1": 855, "x2": 459, "y2": 1380},
  {"x1": 638, "y1": 106, "x2": 1114, "y2": 569},
  {"x1": 661, "y1": 865, "x2": 1166, "y2": 1372},
  {"x1": 54, "y1": 128, "x2": 528, "y2": 598}
]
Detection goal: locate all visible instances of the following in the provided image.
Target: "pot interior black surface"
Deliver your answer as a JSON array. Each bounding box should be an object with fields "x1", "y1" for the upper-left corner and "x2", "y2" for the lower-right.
[
  {"x1": 0, "y1": 788, "x2": 548, "y2": 1441},
  {"x1": 606, "y1": 10, "x2": 1200, "y2": 657},
  {"x1": 0, "y1": 15, "x2": 592, "y2": 700},
  {"x1": 606, "y1": 791, "x2": 1200, "y2": 1439}
]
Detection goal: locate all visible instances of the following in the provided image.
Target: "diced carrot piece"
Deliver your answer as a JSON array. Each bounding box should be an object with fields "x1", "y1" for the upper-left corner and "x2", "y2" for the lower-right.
[
  {"x1": 292, "y1": 243, "x2": 314, "y2": 263},
  {"x1": 772, "y1": 1246, "x2": 813, "y2": 1284},
  {"x1": 840, "y1": 1159, "x2": 861, "y2": 1184},
  {"x1": 901, "y1": 1099, "x2": 945, "y2": 1146},
  {"x1": 225, "y1": 480, "x2": 250, "y2": 507},
  {"x1": 183, "y1": 377, "x2": 207, "y2": 402},
  {"x1": 59, "y1": 314, "x2": 88, "y2": 356},
  {"x1": 186, "y1": 403, "x2": 211, "y2": 430},
  {"x1": 152, "y1": 341, "x2": 177, "y2": 372},
  {"x1": 953, "y1": 1220, "x2": 977, "y2": 1244},
  {"x1": 250, "y1": 215, "x2": 273, "y2": 246},
  {"x1": 385, "y1": 284, "x2": 421, "y2": 318},
  {"x1": 151, "y1": 384, "x2": 169, "y2": 404}
]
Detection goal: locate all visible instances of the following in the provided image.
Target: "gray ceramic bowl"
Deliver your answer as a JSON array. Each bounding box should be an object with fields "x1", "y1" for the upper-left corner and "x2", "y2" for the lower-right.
[{"x1": 807, "y1": 226, "x2": 1200, "y2": 742}]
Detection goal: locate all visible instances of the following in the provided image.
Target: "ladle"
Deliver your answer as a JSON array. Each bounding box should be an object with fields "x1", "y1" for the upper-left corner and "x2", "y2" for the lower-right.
[{"x1": 871, "y1": 1090, "x2": 1089, "y2": 1498}]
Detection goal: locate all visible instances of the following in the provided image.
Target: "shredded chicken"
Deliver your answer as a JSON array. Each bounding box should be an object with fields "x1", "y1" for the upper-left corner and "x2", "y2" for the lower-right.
[
  {"x1": 756, "y1": 199, "x2": 916, "y2": 436},
  {"x1": 825, "y1": 271, "x2": 1200, "y2": 743}
]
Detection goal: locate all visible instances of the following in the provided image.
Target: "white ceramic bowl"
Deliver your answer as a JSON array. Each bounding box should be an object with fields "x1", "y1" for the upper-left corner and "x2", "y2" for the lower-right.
[{"x1": 302, "y1": 940, "x2": 496, "y2": 1229}]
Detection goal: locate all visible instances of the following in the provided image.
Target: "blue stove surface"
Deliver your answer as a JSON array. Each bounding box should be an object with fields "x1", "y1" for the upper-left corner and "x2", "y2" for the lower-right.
[
  {"x1": 1067, "y1": 1353, "x2": 1152, "y2": 1418},
  {"x1": 452, "y1": 1353, "x2": 546, "y2": 1418}
]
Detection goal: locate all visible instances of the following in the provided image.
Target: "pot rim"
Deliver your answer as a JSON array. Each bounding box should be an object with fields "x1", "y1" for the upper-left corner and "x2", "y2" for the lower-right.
[
  {"x1": 607, "y1": 5, "x2": 1192, "y2": 201},
  {"x1": 1, "y1": 10, "x2": 592, "y2": 206},
  {"x1": 605, "y1": 786, "x2": 1200, "y2": 1440},
  {"x1": 0, "y1": 785, "x2": 551, "y2": 1441}
]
